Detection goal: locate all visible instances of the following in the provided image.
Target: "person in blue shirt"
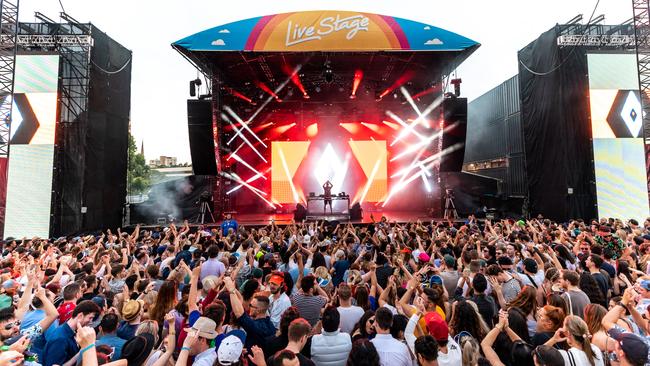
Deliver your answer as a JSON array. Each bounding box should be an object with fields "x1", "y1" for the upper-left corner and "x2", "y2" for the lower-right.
[
  {"x1": 224, "y1": 277, "x2": 275, "y2": 350},
  {"x1": 221, "y1": 213, "x2": 238, "y2": 236},
  {"x1": 42, "y1": 300, "x2": 101, "y2": 366},
  {"x1": 96, "y1": 313, "x2": 126, "y2": 360}
]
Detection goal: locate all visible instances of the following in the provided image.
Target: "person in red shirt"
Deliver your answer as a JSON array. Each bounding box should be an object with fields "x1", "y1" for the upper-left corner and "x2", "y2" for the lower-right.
[{"x1": 57, "y1": 283, "x2": 81, "y2": 323}]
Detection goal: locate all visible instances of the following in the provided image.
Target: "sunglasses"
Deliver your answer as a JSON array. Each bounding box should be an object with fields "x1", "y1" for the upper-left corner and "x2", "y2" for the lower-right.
[
  {"x1": 4, "y1": 320, "x2": 19, "y2": 330},
  {"x1": 368, "y1": 318, "x2": 374, "y2": 325}
]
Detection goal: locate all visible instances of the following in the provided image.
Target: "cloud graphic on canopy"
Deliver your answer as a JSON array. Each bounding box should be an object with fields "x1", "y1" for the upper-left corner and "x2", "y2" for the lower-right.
[
  {"x1": 423, "y1": 26, "x2": 431, "y2": 30},
  {"x1": 218, "y1": 29, "x2": 230, "y2": 33},
  {"x1": 425, "y1": 38, "x2": 443, "y2": 45},
  {"x1": 211, "y1": 39, "x2": 226, "y2": 46}
]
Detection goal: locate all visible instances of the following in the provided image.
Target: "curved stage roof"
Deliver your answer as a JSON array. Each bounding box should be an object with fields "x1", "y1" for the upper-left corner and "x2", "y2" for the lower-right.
[{"x1": 173, "y1": 10, "x2": 479, "y2": 52}]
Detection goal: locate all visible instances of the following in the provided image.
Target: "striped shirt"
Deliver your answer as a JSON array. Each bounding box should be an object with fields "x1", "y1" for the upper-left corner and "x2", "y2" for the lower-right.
[{"x1": 291, "y1": 292, "x2": 327, "y2": 326}]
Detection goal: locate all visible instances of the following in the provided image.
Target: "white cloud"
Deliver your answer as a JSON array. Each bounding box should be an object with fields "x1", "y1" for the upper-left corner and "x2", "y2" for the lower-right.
[
  {"x1": 425, "y1": 38, "x2": 443, "y2": 45},
  {"x1": 218, "y1": 29, "x2": 230, "y2": 33},
  {"x1": 211, "y1": 39, "x2": 226, "y2": 46},
  {"x1": 423, "y1": 26, "x2": 431, "y2": 30}
]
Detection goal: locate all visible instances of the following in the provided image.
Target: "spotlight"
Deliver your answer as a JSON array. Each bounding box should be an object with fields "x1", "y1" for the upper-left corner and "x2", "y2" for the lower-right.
[
  {"x1": 375, "y1": 90, "x2": 382, "y2": 101},
  {"x1": 451, "y1": 78, "x2": 462, "y2": 96},
  {"x1": 315, "y1": 86, "x2": 321, "y2": 93},
  {"x1": 303, "y1": 92, "x2": 310, "y2": 99}
]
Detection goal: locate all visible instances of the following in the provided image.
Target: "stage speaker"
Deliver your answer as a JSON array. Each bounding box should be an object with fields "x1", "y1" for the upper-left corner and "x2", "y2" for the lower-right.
[
  {"x1": 294, "y1": 204, "x2": 307, "y2": 222},
  {"x1": 439, "y1": 97, "x2": 468, "y2": 172},
  {"x1": 187, "y1": 99, "x2": 218, "y2": 175},
  {"x1": 350, "y1": 203, "x2": 363, "y2": 220}
]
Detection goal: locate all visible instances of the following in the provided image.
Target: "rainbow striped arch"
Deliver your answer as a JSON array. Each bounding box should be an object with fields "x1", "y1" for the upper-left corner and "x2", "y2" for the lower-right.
[{"x1": 173, "y1": 10, "x2": 478, "y2": 52}]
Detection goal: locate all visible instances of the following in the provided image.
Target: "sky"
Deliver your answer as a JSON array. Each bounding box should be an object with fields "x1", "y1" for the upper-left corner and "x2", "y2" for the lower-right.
[{"x1": 20, "y1": 0, "x2": 633, "y2": 164}]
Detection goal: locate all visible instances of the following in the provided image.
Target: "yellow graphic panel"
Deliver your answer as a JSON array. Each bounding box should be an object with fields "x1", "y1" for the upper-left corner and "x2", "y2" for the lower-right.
[
  {"x1": 349, "y1": 140, "x2": 388, "y2": 202},
  {"x1": 589, "y1": 89, "x2": 617, "y2": 139},
  {"x1": 272, "y1": 141, "x2": 310, "y2": 203}
]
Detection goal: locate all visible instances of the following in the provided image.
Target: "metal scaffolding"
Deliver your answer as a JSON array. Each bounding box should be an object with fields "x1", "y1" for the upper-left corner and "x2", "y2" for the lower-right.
[
  {"x1": 0, "y1": 0, "x2": 19, "y2": 157},
  {"x1": 632, "y1": 0, "x2": 650, "y2": 196}
]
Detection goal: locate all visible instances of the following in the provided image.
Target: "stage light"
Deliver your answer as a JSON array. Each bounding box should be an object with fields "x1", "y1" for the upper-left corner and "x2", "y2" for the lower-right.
[
  {"x1": 359, "y1": 156, "x2": 384, "y2": 204},
  {"x1": 226, "y1": 168, "x2": 270, "y2": 195},
  {"x1": 225, "y1": 87, "x2": 255, "y2": 105},
  {"x1": 351, "y1": 70, "x2": 363, "y2": 99},
  {"x1": 421, "y1": 174, "x2": 432, "y2": 193},
  {"x1": 303, "y1": 92, "x2": 310, "y2": 99},
  {"x1": 382, "y1": 120, "x2": 400, "y2": 130},
  {"x1": 223, "y1": 172, "x2": 276, "y2": 208},
  {"x1": 275, "y1": 123, "x2": 297, "y2": 135},
  {"x1": 306, "y1": 123, "x2": 318, "y2": 138},
  {"x1": 315, "y1": 86, "x2": 321, "y2": 93},
  {"x1": 379, "y1": 70, "x2": 415, "y2": 99},
  {"x1": 314, "y1": 143, "x2": 350, "y2": 194},
  {"x1": 339, "y1": 123, "x2": 360, "y2": 134},
  {"x1": 283, "y1": 63, "x2": 308, "y2": 99},
  {"x1": 256, "y1": 81, "x2": 281, "y2": 101},
  {"x1": 324, "y1": 68, "x2": 334, "y2": 83},
  {"x1": 386, "y1": 111, "x2": 427, "y2": 145},
  {"x1": 360, "y1": 122, "x2": 380, "y2": 133}
]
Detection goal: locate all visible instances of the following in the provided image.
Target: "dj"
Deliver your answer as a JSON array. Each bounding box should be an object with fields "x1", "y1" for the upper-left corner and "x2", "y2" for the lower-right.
[{"x1": 323, "y1": 180, "x2": 333, "y2": 214}]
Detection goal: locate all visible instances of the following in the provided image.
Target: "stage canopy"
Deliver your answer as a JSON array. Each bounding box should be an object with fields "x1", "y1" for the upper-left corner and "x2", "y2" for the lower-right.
[{"x1": 173, "y1": 11, "x2": 479, "y2": 85}]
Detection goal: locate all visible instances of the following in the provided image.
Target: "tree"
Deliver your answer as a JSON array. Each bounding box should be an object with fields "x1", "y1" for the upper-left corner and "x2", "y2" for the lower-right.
[{"x1": 128, "y1": 133, "x2": 151, "y2": 194}]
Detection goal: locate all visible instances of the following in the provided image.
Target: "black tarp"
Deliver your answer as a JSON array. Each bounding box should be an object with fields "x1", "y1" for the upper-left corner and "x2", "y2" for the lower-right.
[{"x1": 518, "y1": 27, "x2": 596, "y2": 221}]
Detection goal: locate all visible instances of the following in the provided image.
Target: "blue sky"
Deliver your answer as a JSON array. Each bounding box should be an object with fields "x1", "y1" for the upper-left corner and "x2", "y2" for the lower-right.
[{"x1": 20, "y1": 0, "x2": 632, "y2": 163}]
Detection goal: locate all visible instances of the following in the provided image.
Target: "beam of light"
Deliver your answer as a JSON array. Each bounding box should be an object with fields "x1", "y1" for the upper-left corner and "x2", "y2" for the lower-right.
[
  {"x1": 386, "y1": 111, "x2": 427, "y2": 145},
  {"x1": 306, "y1": 123, "x2": 318, "y2": 138},
  {"x1": 389, "y1": 122, "x2": 458, "y2": 162},
  {"x1": 379, "y1": 70, "x2": 414, "y2": 99},
  {"x1": 339, "y1": 122, "x2": 361, "y2": 134},
  {"x1": 225, "y1": 87, "x2": 255, "y2": 105},
  {"x1": 226, "y1": 142, "x2": 245, "y2": 161},
  {"x1": 360, "y1": 122, "x2": 380, "y2": 133},
  {"x1": 383, "y1": 143, "x2": 464, "y2": 206},
  {"x1": 277, "y1": 146, "x2": 301, "y2": 204},
  {"x1": 222, "y1": 172, "x2": 275, "y2": 208},
  {"x1": 350, "y1": 70, "x2": 363, "y2": 98},
  {"x1": 256, "y1": 81, "x2": 282, "y2": 102},
  {"x1": 253, "y1": 121, "x2": 274, "y2": 132},
  {"x1": 224, "y1": 106, "x2": 267, "y2": 148},
  {"x1": 314, "y1": 144, "x2": 350, "y2": 194},
  {"x1": 275, "y1": 122, "x2": 297, "y2": 135},
  {"x1": 401, "y1": 86, "x2": 422, "y2": 118},
  {"x1": 246, "y1": 69, "x2": 296, "y2": 124},
  {"x1": 226, "y1": 167, "x2": 270, "y2": 195},
  {"x1": 382, "y1": 120, "x2": 400, "y2": 130},
  {"x1": 230, "y1": 152, "x2": 267, "y2": 180},
  {"x1": 282, "y1": 63, "x2": 308, "y2": 98},
  {"x1": 412, "y1": 84, "x2": 441, "y2": 100},
  {"x1": 421, "y1": 173, "x2": 432, "y2": 192},
  {"x1": 359, "y1": 155, "x2": 383, "y2": 204},
  {"x1": 224, "y1": 116, "x2": 267, "y2": 163}
]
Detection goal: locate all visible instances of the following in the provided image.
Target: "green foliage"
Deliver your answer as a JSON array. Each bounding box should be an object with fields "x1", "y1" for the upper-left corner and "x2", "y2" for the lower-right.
[{"x1": 127, "y1": 133, "x2": 151, "y2": 194}]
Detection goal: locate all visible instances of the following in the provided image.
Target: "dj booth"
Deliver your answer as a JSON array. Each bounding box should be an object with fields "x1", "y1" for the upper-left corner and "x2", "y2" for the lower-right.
[{"x1": 305, "y1": 192, "x2": 350, "y2": 220}]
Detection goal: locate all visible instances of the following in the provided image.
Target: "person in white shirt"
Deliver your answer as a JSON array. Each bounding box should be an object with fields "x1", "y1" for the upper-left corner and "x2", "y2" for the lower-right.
[
  {"x1": 370, "y1": 308, "x2": 412, "y2": 366},
  {"x1": 268, "y1": 272, "x2": 292, "y2": 329},
  {"x1": 336, "y1": 284, "x2": 364, "y2": 334}
]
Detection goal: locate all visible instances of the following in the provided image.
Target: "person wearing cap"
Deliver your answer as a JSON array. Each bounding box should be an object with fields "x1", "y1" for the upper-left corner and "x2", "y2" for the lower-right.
[
  {"x1": 117, "y1": 299, "x2": 144, "y2": 340},
  {"x1": 370, "y1": 307, "x2": 411, "y2": 366},
  {"x1": 607, "y1": 327, "x2": 650, "y2": 366},
  {"x1": 399, "y1": 276, "x2": 446, "y2": 340},
  {"x1": 42, "y1": 300, "x2": 101, "y2": 366},
  {"x1": 217, "y1": 334, "x2": 244, "y2": 366},
  {"x1": 225, "y1": 277, "x2": 276, "y2": 350},
  {"x1": 177, "y1": 317, "x2": 219, "y2": 366},
  {"x1": 439, "y1": 254, "x2": 459, "y2": 298},
  {"x1": 268, "y1": 272, "x2": 292, "y2": 330}
]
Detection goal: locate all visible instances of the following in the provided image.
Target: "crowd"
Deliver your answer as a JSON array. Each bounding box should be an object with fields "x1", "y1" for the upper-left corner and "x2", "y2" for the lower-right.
[{"x1": 0, "y1": 213, "x2": 648, "y2": 366}]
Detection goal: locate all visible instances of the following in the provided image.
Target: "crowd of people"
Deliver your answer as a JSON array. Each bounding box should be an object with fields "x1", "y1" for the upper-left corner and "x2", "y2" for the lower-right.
[{"x1": 0, "y1": 214, "x2": 648, "y2": 366}]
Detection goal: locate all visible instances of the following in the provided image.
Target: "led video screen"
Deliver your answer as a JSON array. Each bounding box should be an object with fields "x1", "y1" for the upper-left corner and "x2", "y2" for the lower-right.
[
  {"x1": 271, "y1": 140, "x2": 387, "y2": 207},
  {"x1": 588, "y1": 53, "x2": 650, "y2": 220},
  {"x1": 3, "y1": 55, "x2": 59, "y2": 238}
]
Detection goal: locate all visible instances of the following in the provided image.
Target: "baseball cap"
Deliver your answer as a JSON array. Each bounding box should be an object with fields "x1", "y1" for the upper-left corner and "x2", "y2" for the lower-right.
[
  {"x1": 608, "y1": 328, "x2": 650, "y2": 366},
  {"x1": 217, "y1": 335, "x2": 244, "y2": 365},
  {"x1": 424, "y1": 312, "x2": 448, "y2": 341},
  {"x1": 443, "y1": 255, "x2": 456, "y2": 267},
  {"x1": 639, "y1": 280, "x2": 650, "y2": 291},
  {"x1": 269, "y1": 272, "x2": 285, "y2": 285},
  {"x1": 418, "y1": 252, "x2": 431, "y2": 263},
  {"x1": 185, "y1": 317, "x2": 218, "y2": 339},
  {"x1": 429, "y1": 275, "x2": 443, "y2": 287}
]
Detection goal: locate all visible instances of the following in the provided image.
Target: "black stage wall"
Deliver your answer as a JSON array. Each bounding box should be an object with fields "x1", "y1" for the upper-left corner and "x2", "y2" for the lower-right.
[
  {"x1": 518, "y1": 27, "x2": 596, "y2": 221},
  {"x1": 53, "y1": 26, "x2": 131, "y2": 235}
]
